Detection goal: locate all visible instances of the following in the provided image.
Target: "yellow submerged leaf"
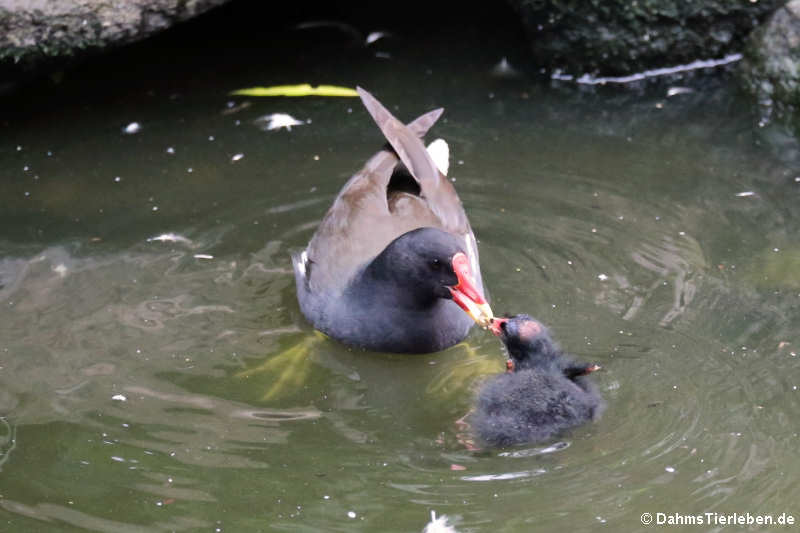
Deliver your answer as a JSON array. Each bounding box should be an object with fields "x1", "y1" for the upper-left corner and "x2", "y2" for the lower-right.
[{"x1": 230, "y1": 84, "x2": 359, "y2": 97}]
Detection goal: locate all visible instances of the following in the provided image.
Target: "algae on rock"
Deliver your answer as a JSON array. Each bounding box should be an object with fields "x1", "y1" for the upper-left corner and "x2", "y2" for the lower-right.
[
  {"x1": 507, "y1": 0, "x2": 786, "y2": 76},
  {"x1": 740, "y1": 0, "x2": 800, "y2": 133}
]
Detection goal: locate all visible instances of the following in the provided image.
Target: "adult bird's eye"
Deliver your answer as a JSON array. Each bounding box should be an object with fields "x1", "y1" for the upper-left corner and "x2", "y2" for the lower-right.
[
  {"x1": 430, "y1": 259, "x2": 441, "y2": 270},
  {"x1": 500, "y1": 321, "x2": 508, "y2": 332}
]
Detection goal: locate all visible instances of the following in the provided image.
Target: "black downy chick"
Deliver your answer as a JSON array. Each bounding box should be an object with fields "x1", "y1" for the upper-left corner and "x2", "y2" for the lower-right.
[{"x1": 471, "y1": 314, "x2": 604, "y2": 447}]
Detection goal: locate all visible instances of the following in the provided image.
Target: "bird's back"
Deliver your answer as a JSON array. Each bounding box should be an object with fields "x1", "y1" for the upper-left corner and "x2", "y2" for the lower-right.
[
  {"x1": 296, "y1": 88, "x2": 477, "y2": 297},
  {"x1": 473, "y1": 370, "x2": 602, "y2": 447}
]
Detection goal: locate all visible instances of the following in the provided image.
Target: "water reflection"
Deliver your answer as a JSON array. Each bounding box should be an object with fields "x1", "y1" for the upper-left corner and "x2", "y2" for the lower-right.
[
  {"x1": 1, "y1": 57, "x2": 799, "y2": 532},
  {"x1": 0, "y1": 499, "x2": 209, "y2": 531}
]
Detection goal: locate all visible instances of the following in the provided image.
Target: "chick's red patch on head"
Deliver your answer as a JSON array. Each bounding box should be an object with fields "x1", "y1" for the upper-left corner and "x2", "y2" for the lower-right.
[{"x1": 517, "y1": 319, "x2": 543, "y2": 341}]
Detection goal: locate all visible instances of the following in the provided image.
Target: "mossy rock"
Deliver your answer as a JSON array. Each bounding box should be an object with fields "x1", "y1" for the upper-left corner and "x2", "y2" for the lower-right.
[
  {"x1": 740, "y1": 0, "x2": 800, "y2": 134},
  {"x1": 0, "y1": 0, "x2": 230, "y2": 89},
  {"x1": 507, "y1": 0, "x2": 786, "y2": 76}
]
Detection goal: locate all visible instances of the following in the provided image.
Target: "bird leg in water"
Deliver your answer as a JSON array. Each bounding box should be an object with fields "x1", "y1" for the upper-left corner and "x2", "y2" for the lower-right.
[
  {"x1": 454, "y1": 409, "x2": 480, "y2": 451},
  {"x1": 563, "y1": 363, "x2": 602, "y2": 380},
  {"x1": 236, "y1": 333, "x2": 325, "y2": 400},
  {"x1": 425, "y1": 341, "x2": 502, "y2": 399}
]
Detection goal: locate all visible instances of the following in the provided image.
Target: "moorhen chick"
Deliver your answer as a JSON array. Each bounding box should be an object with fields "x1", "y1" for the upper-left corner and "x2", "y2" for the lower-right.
[
  {"x1": 471, "y1": 315, "x2": 604, "y2": 447},
  {"x1": 292, "y1": 88, "x2": 492, "y2": 353}
]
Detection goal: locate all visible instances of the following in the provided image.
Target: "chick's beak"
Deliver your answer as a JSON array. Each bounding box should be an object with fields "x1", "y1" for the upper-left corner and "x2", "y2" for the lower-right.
[
  {"x1": 585, "y1": 364, "x2": 602, "y2": 374},
  {"x1": 489, "y1": 317, "x2": 508, "y2": 336},
  {"x1": 448, "y1": 252, "x2": 493, "y2": 328}
]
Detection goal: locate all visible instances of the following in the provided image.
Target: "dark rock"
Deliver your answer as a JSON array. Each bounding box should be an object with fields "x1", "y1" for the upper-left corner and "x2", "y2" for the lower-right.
[
  {"x1": 740, "y1": 0, "x2": 800, "y2": 131},
  {"x1": 0, "y1": 0, "x2": 230, "y2": 85},
  {"x1": 506, "y1": 0, "x2": 786, "y2": 77}
]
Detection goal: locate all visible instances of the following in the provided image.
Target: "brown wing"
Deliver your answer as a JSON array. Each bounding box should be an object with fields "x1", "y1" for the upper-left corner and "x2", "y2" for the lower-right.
[
  {"x1": 303, "y1": 89, "x2": 473, "y2": 294},
  {"x1": 356, "y1": 87, "x2": 470, "y2": 232}
]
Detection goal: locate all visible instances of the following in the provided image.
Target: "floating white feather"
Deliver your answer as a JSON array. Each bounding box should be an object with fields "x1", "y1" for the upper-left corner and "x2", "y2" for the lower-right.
[{"x1": 423, "y1": 511, "x2": 458, "y2": 533}]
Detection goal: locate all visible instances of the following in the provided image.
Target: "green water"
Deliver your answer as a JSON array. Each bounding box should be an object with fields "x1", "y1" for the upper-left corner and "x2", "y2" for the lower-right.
[{"x1": 1, "y1": 5, "x2": 800, "y2": 532}]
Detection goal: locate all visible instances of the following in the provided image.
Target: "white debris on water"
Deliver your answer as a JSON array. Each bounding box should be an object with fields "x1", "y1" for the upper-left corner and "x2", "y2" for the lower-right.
[
  {"x1": 122, "y1": 122, "x2": 141, "y2": 134},
  {"x1": 491, "y1": 57, "x2": 521, "y2": 78},
  {"x1": 255, "y1": 113, "x2": 305, "y2": 131},
  {"x1": 667, "y1": 86, "x2": 694, "y2": 97},
  {"x1": 366, "y1": 31, "x2": 390, "y2": 45},
  {"x1": 146, "y1": 233, "x2": 192, "y2": 245},
  {"x1": 111, "y1": 394, "x2": 127, "y2": 402}
]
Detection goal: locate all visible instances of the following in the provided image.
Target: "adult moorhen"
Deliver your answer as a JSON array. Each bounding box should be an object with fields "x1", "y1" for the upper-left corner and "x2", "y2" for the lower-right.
[
  {"x1": 471, "y1": 315, "x2": 604, "y2": 447},
  {"x1": 292, "y1": 88, "x2": 492, "y2": 353}
]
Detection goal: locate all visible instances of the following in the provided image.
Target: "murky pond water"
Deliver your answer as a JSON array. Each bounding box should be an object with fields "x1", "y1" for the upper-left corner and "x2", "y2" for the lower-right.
[{"x1": 2, "y1": 4, "x2": 800, "y2": 532}]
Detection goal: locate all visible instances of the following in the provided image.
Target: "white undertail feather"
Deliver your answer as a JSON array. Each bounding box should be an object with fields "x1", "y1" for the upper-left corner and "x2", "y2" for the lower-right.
[
  {"x1": 296, "y1": 249, "x2": 308, "y2": 277},
  {"x1": 426, "y1": 138, "x2": 449, "y2": 176},
  {"x1": 423, "y1": 511, "x2": 458, "y2": 533}
]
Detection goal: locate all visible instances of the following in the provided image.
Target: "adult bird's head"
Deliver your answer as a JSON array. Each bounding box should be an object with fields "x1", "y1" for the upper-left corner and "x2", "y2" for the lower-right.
[{"x1": 370, "y1": 227, "x2": 493, "y2": 327}]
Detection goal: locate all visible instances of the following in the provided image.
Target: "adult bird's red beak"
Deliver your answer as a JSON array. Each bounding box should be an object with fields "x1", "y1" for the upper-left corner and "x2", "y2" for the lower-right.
[{"x1": 448, "y1": 252, "x2": 493, "y2": 328}]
